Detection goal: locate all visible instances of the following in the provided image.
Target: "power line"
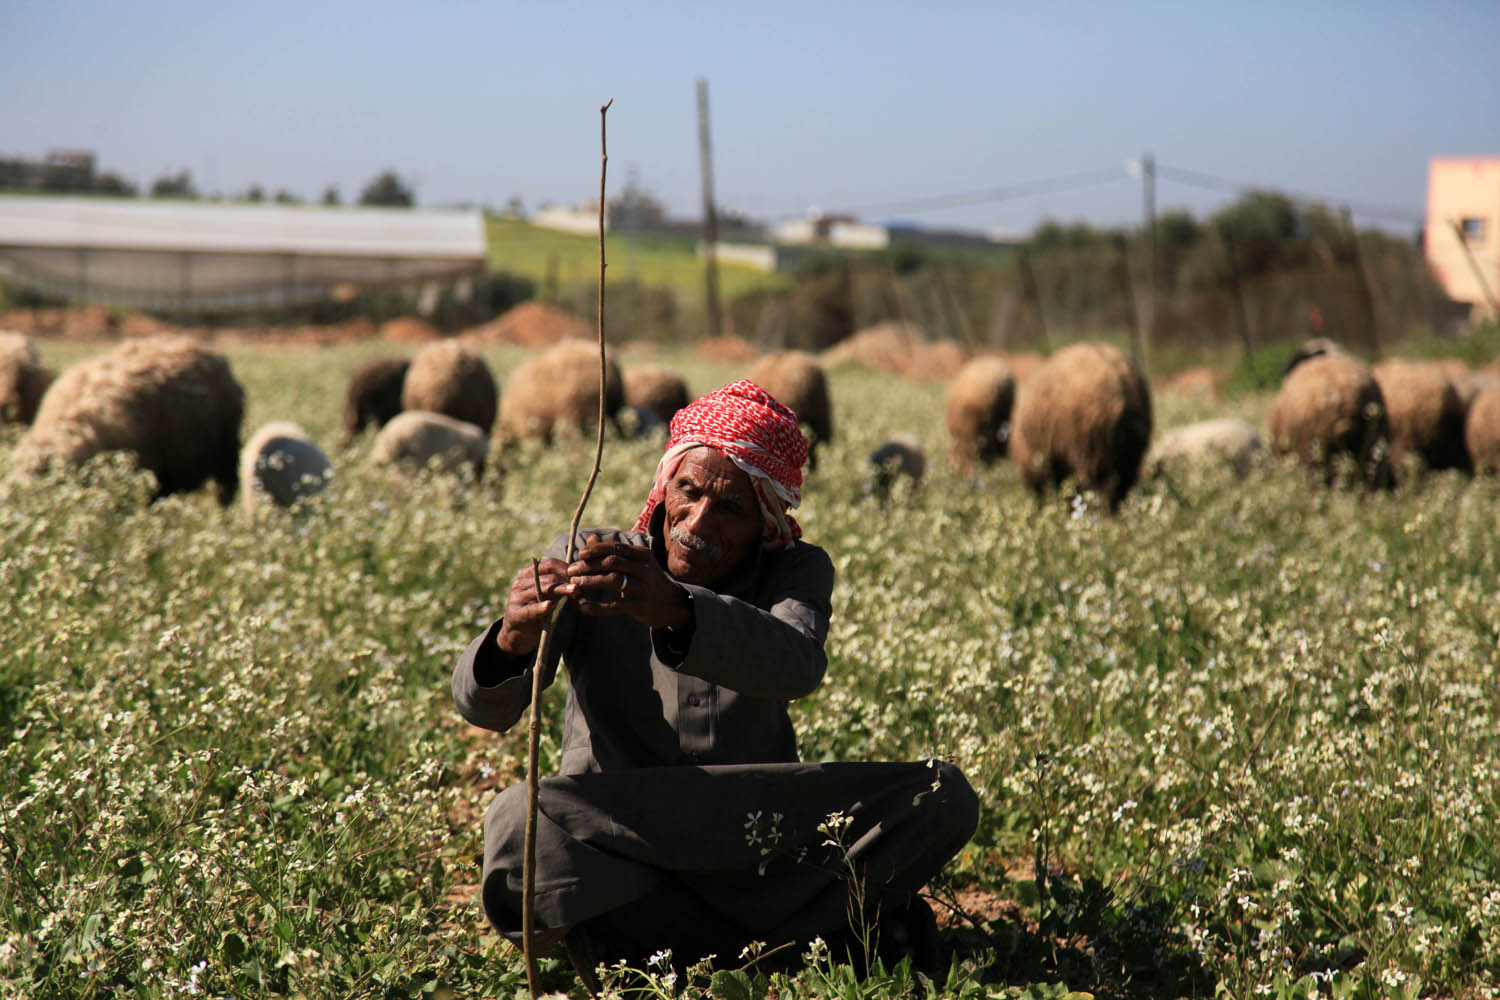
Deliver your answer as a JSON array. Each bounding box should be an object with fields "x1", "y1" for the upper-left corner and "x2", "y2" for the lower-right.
[
  {"x1": 1153, "y1": 164, "x2": 1425, "y2": 225},
  {"x1": 797, "y1": 166, "x2": 1127, "y2": 219}
]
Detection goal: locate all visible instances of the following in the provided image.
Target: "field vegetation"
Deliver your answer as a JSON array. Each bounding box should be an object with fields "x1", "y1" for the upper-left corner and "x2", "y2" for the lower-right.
[{"x1": 3, "y1": 336, "x2": 1500, "y2": 998}]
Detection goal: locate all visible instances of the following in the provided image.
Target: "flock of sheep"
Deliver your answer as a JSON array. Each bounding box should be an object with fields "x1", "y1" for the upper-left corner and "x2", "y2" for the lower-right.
[{"x1": 4, "y1": 326, "x2": 1500, "y2": 517}]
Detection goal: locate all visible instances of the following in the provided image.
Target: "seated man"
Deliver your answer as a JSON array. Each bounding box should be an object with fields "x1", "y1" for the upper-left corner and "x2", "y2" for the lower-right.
[{"x1": 452, "y1": 380, "x2": 978, "y2": 980}]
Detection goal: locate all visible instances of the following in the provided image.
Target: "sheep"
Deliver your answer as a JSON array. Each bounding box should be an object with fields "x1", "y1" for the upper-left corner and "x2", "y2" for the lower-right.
[
  {"x1": 401, "y1": 340, "x2": 498, "y2": 436},
  {"x1": 944, "y1": 357, "x2": 1016, "y2": 475},
  {"x1": 866, "y1": 435, "x2": 926, "y2": 504},
  {"x1": 1283, "y1": 337, "x2": 1347, "y2": 377},
  {"x1": 0, "y1": 331, "x2": 54, "y2": 425},
  {"x1": 1144, "y1": 419, "x2": 1262, "y2": 480},
  {"x1": 1465, "y1": 381, "x2": 1500, "y2": 475},
  {"x1": 342, "y1": 356, "x2": 410, "y2": 445},
  {"x1": 11, "y1": 336, "x2": 243, "y2": 503},
  {"x1": 371, "y1": 410, "x2": 488, "y2": 479},
  {"x1": 1008, "y1": 342, "x2": 1152, "y2": 512},
  {"x1": 1370, "y1": 359, "x2": 1468, "y2": 476},
  {"x1": 1455, "y1": 370, "x2": 1499, "y2": 413},
  {"x1": 623, "y1": 366, "x2": 690, "y2": 428},
  {"x1": 497, "y1": 338, "x2": 624, "y2": 445},
  {"x1": 746, "y1": 351, "x2": 833, "y2": 470},
  {"x1": 1267, "y1": 352, "x2": 1391, "y2": 489},
  {"x1": 239, "y1": 421, "x2": 332, "y2": 513}
]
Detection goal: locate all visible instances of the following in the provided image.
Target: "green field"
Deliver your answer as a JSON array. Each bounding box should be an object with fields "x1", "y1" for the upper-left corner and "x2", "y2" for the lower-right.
[
  {"x1": 3, "y1": 340, "x2": 1500, "y2": 998},
  {"x1": 486, "y1": 217, "x2": 789, "y2": 310}
]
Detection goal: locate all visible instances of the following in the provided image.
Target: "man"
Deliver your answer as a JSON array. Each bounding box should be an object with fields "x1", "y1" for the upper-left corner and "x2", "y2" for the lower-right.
[{"x1": 452, "y1": 380, "x2": 977, "y2": 981}]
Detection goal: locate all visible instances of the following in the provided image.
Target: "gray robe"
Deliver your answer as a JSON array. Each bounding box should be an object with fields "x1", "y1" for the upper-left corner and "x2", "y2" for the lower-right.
[{"x1": 452, "y1": 522, "x2": 977, "y2": 964}]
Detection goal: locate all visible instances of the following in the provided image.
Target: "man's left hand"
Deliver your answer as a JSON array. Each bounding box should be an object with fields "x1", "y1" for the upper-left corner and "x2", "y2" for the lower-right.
[{"x1": 561, "y1": 539, "x2": 693, "y2": 631}]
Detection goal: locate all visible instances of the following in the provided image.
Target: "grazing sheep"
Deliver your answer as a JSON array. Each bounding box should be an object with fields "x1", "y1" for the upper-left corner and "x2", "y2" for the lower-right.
[
  {"x1": 1009, "y1": 342, "x2": 1152, "y2": 512},
  {"x1": 624, "y1": 366, "x2": 690, "y2": 428},
  {"x1": 1455, "y1": 370, "x2": 1499, "y2": 413},
  {"x1": 1370, "y1": 359, "x2": 1468, "y2": 475},
  {"x1": 12, "y1": 336, "x2": 243, "y2": 503},
  {"x1": 497, "y1": 339, "x2": 624, "y2": 444},
  {"x1": 1144, "y1": 419, "x2": 1262, "y2": 479},
  {"x1": 1465, "y1": 382, "x2": 1500, "y2": 475},
  {"x1": 371, "y1": 410, "x2": 488, "y2": 479},
  {"x1": 746, "y1": 351, "x2": 833, "y2": 470},
  {"x1": 0, "y1": 331, "x2": 54, "y2": 425},
  {"x1": 866, "y1": 435, "x2": 926, "y2": 504},
  {"x1": 944, "y1": 357, "x2": 1016, "y2": 475},
  {"x1": 239, "y1": 421, "x2": 332, "y2": 513},
  {"x1": 342, "y1": 356, "x2": 410, "y2": 445},
  {"x1": 401, "y1": 340, "x2": 498, "y2": 436},
  {"x1": 1283, "y1": 337, "x2": 1347, "y2": 377},
  {"x1": 1267, "y1": 353, "x2": 1390, "y2": 489}
]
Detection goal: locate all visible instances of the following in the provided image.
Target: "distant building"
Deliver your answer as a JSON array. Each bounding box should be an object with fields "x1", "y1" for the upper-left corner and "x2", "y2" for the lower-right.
[
  {"x1": 533, "y1": 204, "x2": 609, "y2": 236},
  {"x1": 0, "y1": 196, "x2": 485, "y2": 311},
  {"x1": 0, "y1": 148, "x2": 97, "y2": 192},
  {"x1": 1426, "y1": 156, "x2": 1500, "y2": 321},
  {"x1": 775, "y1": 211, "x2": 888, "y2": 249}
]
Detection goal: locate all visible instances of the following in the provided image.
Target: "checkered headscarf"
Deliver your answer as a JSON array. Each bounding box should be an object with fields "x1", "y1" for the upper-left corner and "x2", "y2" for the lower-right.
[{"x1": 633, "y1": 380, "x2": 808, "y2": 550}]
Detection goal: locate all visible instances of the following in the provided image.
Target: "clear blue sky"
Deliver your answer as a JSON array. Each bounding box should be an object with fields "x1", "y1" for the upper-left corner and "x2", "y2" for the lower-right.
[{"x1": 3, "y1": 1, "x2": 1496, "y2": 235}]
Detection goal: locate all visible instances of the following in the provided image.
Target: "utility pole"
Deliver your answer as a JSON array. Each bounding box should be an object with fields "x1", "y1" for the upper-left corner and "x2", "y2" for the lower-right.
[
  {"x1": 696, "y1": 78, "x2": 723, "y2": 337},
  {"x1": 1139, "y1": 151, "x2": 1156, "y2": 375}
]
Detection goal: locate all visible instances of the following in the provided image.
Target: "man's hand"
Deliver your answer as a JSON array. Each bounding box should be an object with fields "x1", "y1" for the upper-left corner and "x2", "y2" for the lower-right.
[
  {"x1": 494, "y1": 558, "x2": 572, "y2": 657},
  {"x1": 561, "y1": 539, "x2": 693, "y2": 631}
]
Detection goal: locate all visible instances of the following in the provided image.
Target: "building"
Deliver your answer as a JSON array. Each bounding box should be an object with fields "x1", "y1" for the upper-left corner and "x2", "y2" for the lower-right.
[
  {"x1": 1425, "y1": 156, "x2": 1500, "y2": 321},
  {"x1": 0, "y1": 195, "x2": 485, "y2": 311}
]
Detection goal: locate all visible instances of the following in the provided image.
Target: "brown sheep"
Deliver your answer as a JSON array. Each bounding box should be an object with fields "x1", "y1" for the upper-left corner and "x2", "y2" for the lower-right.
[
  {"x1": 1144, "y1": 419, "x2": 1262, "y2": 480},
  {"x1": 1267, "y1": 353, "x2": 1390, "y2": 489},
  {"x1": 401, "y1": 341, "x2": 498, "y2": 436},
  {"x1": 497, "y1": 339, "x2": 624, "y2": 444},
  {"x1": 1370, "y1": 359, "x2": 1468, "y2": 476},
  {"x1": 0, "y1": 331, "x2": 54, "y2": 425},
  {"x1": 12, "y1": 336, "x2": 244, "y2": 503},
  {"x1": 944, "y1": 357, "x2": 1016, "y2": 475},
  {"x1": 342, "y1": 356, "x2": 410, "y2": 445},
  {"x1": 624, "y1": 366, "x2": 690, "y2": 428},
  {"x1": 1283, "y1": 337, "x2": 1347, "y2": 377},
  {"x1": 1465, "y1": 382, "x2": 1500, "y2": 475},
  {"x1": 747, "y1": 351, "x2": 833, "y2": 470},
  {"x1": 1009, "y1": 342, "x2": 1152, "y2": 512}
]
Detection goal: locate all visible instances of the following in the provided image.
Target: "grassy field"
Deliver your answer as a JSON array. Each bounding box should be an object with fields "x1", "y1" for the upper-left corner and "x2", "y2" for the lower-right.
[
  {"x1": 3, "y1": 338, "x2": 1500, "y2": 998},
  {"x1": 486, "y1": 217, "x2": 789, "y2": 311}
]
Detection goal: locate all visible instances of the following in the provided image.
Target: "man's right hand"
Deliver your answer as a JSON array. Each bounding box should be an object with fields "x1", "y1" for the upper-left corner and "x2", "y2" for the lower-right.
[{"x1": 494, "y1": 558, "x2": 572, "y2": 657}]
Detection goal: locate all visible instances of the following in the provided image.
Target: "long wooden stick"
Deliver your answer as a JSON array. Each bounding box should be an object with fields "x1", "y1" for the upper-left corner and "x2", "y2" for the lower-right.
[{"x1": 521, "y1": 97, "x2": 613, "y2": 999}]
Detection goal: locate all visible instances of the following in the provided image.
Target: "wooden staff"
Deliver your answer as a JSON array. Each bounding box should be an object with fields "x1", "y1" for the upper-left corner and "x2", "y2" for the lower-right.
[{"x1": 521, "y1": 97, "x2": 613, "y2": 999}]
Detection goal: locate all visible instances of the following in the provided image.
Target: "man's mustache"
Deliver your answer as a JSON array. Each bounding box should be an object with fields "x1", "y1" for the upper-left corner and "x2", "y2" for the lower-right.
[{"x1": 669, "y1": 526, "x2": 724, "y2": 560}]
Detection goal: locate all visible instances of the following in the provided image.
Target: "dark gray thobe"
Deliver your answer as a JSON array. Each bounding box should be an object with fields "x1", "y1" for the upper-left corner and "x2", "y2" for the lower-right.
[{"x1": 452, "y1": 524, "x2": 978, "y2": 965}]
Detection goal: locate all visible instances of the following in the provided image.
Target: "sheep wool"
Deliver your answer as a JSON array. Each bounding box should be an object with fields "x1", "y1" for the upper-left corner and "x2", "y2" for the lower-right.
[
  {"x1": 497, "y1": 338, "x2": 624, "y2": 444},
  {"x1": 1465, "y1": 381, "x2": 1500, "y2": 475},
  {"x1": 944, "y1": 356, "x2": 1016, "y2": 474},
  {"x1": 866, "y1": 435, "x2": 926, "y2": 503},
  {"x1": 371, "y1": 410, "x2": 488, "y2": 480},
  {"x1": 623, "y1": 366, "x2": 690, "y2": 428},
  {"x1": 1145, "y1": 419, "x2": 1262, "y2": 479},
  {"x1": 1009, "y1": 341, "x2": 1152, "y2": 512},
  {"x1": 342, "y1": 356, "x2": 410, "y2": 444},
  {"x1": 1267, "y1": 352, "x2": 1390, "y2": 488},
  {"x1": 12, "y1": 336, "x2": 243, "y2": 503},
  {"x1": 746, "y1": 351, "x2": 833, "y2": 470},
  {"x1": 401, "y1": 341, "x2": 498, "y2": 436},
  {"x1": 0, "y1": 331, "x2": 54, "y2": 425},
  {"x1": 239, "y1": 421, "x2": 332, "y2": 513},
  {"x1": 1370, "y1": 359, "x2": 1468, "y2": 475}
]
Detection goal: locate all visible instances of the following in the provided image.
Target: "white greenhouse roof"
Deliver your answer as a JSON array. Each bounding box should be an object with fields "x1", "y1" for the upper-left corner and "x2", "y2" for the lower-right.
[{"x1": 0, "y1": 196, "x2": 487, "y2": 311}]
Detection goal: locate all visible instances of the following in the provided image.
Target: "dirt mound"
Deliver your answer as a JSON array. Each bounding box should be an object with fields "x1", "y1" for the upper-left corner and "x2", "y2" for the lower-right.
[
  {"x1": 118, "y1": 312, "x2": 177, "y2": 338},
  {"x1": 695, "y1": 335, "x2": 756, "y2": 362},
  {"x1": 823, "y1": 321, "x2": 926, "y2": 374},
  {"x1": 464, "y1": 300, "x2": 590, "y2": 347},
  {"x1": 0, "y1": 306, "x2": 115, "y2": 339},
  {"x1": 380, "y1": 316, "x2": 442, "y2": 344}
]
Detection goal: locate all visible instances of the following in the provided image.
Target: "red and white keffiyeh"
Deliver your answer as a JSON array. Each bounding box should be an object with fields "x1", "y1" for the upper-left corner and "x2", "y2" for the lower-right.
[{"x1": 633, "y1": 379, "x2": 808, "y2": 550}]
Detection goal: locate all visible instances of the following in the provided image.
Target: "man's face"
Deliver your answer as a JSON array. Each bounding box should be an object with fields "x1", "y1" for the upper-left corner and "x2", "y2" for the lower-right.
[{"x1": 661, "y1": 447, "x2": 764, "y2": 586}]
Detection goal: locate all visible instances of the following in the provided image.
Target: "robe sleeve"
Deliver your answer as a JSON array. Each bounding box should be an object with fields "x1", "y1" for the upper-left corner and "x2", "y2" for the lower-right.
[
  {"x1": 662, "y1": 542, "x2": 835, "y2": 700},
  {"x1": 450, "y1": 534, "x2": 580, "y2": 733}
]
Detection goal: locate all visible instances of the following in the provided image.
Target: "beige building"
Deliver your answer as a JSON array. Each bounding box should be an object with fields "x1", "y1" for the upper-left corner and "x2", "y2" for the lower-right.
[{"x1": 1426, "y1": 156, "x2": 1500, "y2": 320}]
